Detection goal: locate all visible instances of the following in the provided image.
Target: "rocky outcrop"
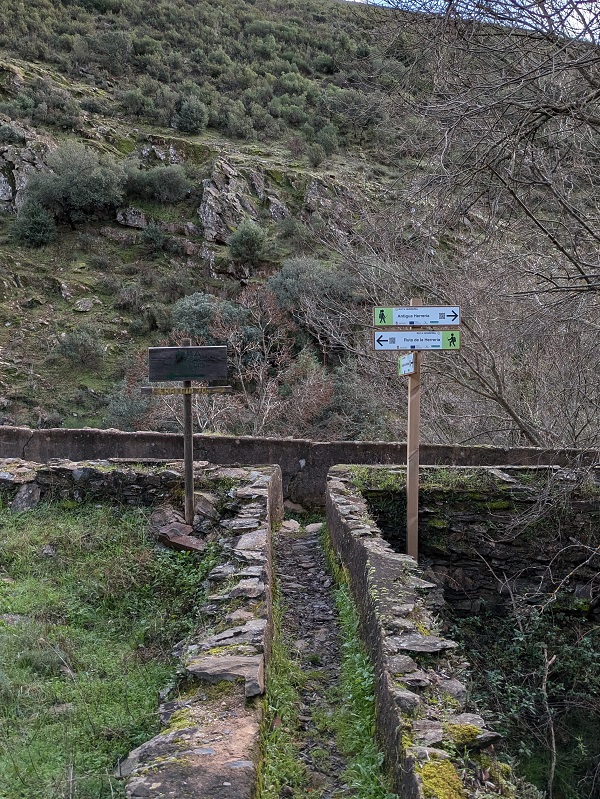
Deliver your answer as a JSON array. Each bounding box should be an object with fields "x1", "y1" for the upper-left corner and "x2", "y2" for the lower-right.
[
  {"x1": 0, "y1": 120, "x2": 52, "y2": 211},
  {"x1": 198, "y1": 157, "x2": 259, "y2": 243}
]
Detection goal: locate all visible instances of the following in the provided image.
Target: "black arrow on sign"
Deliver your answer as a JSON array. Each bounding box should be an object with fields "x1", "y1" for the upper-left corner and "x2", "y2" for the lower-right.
[
  {"x1": 376, "y1": 335, "x2": 388, "y2": 346},
  {"x1": 448, "y1": 310, "x2": 459, "y2": 322}
]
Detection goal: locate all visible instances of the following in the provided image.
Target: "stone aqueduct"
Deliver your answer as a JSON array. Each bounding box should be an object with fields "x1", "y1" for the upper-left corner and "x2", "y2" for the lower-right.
[{"x1": 1, "y1": 425, "x2": 599, "y2": 798}]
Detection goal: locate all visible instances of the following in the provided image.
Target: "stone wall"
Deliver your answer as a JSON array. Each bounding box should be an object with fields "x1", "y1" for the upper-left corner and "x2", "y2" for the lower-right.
[
  {"x1": 1, "y1": 424, "x2": 598, "y2": 506},
  {"x1": 363, "y1": 465, "x2": 600, "y2": 617},
  {"x1": 0, "y1": 458, "x2": 283, "y2": 799},
  {"x1": 326, "y1": 465, "x2": 530, "y2": 798}
]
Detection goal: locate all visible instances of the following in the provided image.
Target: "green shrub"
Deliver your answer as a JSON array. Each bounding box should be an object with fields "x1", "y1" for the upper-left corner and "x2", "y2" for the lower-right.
[
  {"x1": 0, "y1": 124, "x2": 25, "y2": 144},
  {"x1": 141, "y1": 223, "x2": 166, "y2": 253},
  {"x1": 126, "y1": 164, "x2": 191, "y2": 204},
  {"x1": 307, "y1": 143, "x2": 325, "y2": 168},
  {"x1": 26, "y1": 141, "x2": 124, "y2": 225},
  {"x1": 227, "y1": 220, "x2": 265, "y2": 264},
  {"x1": 55, "y1": 326, "x2": 104, "y2": 367},
  {"x1": 12, "y1": 200, "x2": 57, "y2": 247},
  {"x1": 171, "y1": 291, "x2": 248, "y2": 339},
  {"x1": 176, "y1": 96, "x2": 209, "y2": 134}
]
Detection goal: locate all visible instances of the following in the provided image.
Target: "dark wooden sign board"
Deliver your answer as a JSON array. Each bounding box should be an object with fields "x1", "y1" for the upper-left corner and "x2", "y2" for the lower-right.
[
  {"x1": 145, "y1": 342, "x2": 230, "y2": 525},
  {"x1": 148, "y1": 346, "x2": 228, "y2": 382}
]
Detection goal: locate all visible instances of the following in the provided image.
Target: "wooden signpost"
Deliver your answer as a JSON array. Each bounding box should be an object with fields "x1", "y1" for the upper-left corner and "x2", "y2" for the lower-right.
[
  {"x1": 144, "y1": 342, "x2": 230, "y2": 525},
  {"x1": 373, "y1": 299, "x2": 461, "y2": 561}
]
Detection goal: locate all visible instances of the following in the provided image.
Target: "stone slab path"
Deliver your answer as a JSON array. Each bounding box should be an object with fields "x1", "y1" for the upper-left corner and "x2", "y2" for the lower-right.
[{"x1": 273, "y1": 519, "x2": 350, "y2": 797}]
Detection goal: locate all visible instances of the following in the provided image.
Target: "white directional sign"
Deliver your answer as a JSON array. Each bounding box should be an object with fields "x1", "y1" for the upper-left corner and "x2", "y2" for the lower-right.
[
  {"x1": 374, "y1": 306, "x2": 460, "y2": 326},
  {"x1": 398, "y1": 353, "x2": 415, "y2": 376},
  {"x1": 374, "y1": 330, "x2": 460, "y2": 351}
]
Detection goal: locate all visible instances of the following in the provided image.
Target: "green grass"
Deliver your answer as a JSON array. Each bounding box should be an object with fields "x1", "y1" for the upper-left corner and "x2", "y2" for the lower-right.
[
  {"x1": 0, "y1": 502, "x2": 220, "y2": 799},
  {"x1": 257, "y1": 594, "x2": 310, "y2": 799}
]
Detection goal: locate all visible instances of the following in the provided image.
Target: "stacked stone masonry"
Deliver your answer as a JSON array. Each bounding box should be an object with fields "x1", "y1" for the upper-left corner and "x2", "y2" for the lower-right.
[{"x1": 1, "y1": 424, "x2": 598, "y2": 506}]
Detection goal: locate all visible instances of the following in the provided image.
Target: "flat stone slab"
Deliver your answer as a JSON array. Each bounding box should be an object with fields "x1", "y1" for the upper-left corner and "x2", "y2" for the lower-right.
[
  {"x1": 412, "y1": 720, "x2": 444, "y2": 747},
  {"x1": 233, "y1": 530, "x2": 267, "y2": 552},
  {"x1": 388, "y1": 633, "x2": 458, "y2": 653},
  {"x1": 229, "y1": 578, "x2": 265, "y2": 599},
  {"x1": 185, "y1": 655, "x2": 265, "y2": 697},
  {"x1": 119, "y1": 684, "x2": 260, "y2": 799},
  {"x1": 158, "y1": 532, "x2": 206, "y2": 553}
]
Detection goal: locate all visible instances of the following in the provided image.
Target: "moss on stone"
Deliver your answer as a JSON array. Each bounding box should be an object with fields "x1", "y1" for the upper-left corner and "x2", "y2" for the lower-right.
[
  {"x1": 427, "y1": 517, "x2": 448, "y2": 530},
  {"x1": 163, "y1": 708, "x2": 193, "y2": 732},
  {"x1": 485, "y1": 500, "x2": 513, "y2": 511},
  {"x1": 419, "y1": 759, "x2": 466, "y2": 799},
  {"x1": 443, "y1": 722, "x2": 481, "y2": 746}
]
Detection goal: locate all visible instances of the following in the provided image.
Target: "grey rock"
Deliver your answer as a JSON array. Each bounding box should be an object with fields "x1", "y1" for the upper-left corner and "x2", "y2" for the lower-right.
[
  {"x1": 234, "y1": 529, "x2": 267, "y2": 551},
  {"x1": 229, "y1": 578, "x2": 265, "y2": 599},
  {"x1": 389, "y1": 633, "x2": 458, "y2": 653},
  {"x1": 403, "y1": 670, "x2": 432, "y2": 688},
  {"x1": 194, "y1": 491, "x2": 219, "y2": 520},
  {"x1": 438, "y1": 678, "x2": 467, "y2": 707},
  {"x1": 305, "y1": 523, "x2": 324, "y2": 534},
  {"x1": 10, "y1": 482, "x2": 41, "y2": 512},
  {"x1": 388, "y1": 654, "x2": 419, "y2": 675},
  {"x1": 116, "y1": 207, "x2": 148, "y2": 229},
  {"x1": 186, "y1": 654, "x2": 265, "y2": 697},
  {"x1": 393, "y1": 688, "x2": 421, "y2": 712},
  {"x1": 406, "y1": 746, "x2": 450, "y2": 761},
  {"x1": 412, "y1": 720, "x2": 444, "y2": 747}
]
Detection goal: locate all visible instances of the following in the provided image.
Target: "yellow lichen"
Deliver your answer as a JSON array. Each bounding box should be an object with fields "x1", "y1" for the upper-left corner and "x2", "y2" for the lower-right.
[{"x1": 419, "y1": 760, "x2": 467, "y2": 799}]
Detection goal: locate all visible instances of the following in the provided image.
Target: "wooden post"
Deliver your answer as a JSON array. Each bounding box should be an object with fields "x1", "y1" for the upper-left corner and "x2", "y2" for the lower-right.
[
  {"x1": 406, "y1": 298, "x2": 422, "y2": 560},
  {"x1": 181, "y1": 338, "x2": 194, "y2": 526}
]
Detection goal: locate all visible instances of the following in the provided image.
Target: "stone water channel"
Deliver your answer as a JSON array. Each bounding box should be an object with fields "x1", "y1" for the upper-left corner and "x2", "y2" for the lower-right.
[{"x1": 270, "y1": 516, "x2": 351, "y2": 797}]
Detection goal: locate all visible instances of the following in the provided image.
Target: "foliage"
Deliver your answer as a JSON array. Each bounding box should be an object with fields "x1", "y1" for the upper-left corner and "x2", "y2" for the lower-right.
[
  {"x1": 451, "y1": 608, "x2": 600, "y2": 799},
  {"x1": 12, "y1": 199, "x2": 57, "y2": 246},
  {"x1": 55, "y1": 325, "x2": 105, "y2": 367},
  {"x1": 257, "y1": 595, "x2": 310, "y2": 798},
  {"x1": 0, "y1": 0, "x2": 401, "y2": 148},
  {"x1": 176, "y1": 96, "x2": 209, "y2": 134},
  {"x1": 140, "y1": 222, "x2": 166, "y2": 253},
  {"x1": 26, "y1": 141, "x2": 125, "y2": 225},
  {"x1": 125, "y1": 164, "x2": 191, "y2": 204},
  {"x1": 322, "y1": 529, "x2": 399, "y2": 799},
  {"x1": 0, "y1": 123, "x2": 24, "y2": 144},
  {"x1": 0, "y1": 502, "x2": 220, "y2": 799},
  {"x1": 170, "y1": 291, "x2": 248, "y2": 340},
  {"x1": 227, "y1": 220, "x2": 266, "y2": 264}
]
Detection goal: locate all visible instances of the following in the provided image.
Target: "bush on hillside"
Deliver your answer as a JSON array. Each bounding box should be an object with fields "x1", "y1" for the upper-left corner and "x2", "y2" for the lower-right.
[
  {"x1": 26, "y1": 142, "x2": 124, "y2": 225},
  {"x1": 171, "y1": 292, "x2": 248, "y2": 340},
  {"x1": 125, "y1": 164, "x2": 191, "y2": 204},
  {"x1": 176, "y1": 96, "x2": 209, "y2": 134},
  {"x1": 55, "y1": 326, "x2": 104, "y2": 368},
  {"x1": 12, "y1": 200, "x2": 56, "y2": 247},
  {"x1": 227, "y1": 220, "x2": 265, "y2": 264}
]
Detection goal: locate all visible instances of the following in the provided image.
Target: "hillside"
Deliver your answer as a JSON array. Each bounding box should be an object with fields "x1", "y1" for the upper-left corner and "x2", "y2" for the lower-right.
[{"x1": 0, "y1": 0, "x2": 599, "y2": 451}]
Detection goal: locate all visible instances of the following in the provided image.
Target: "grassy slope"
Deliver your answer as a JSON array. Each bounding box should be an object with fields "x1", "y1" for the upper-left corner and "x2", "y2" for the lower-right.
[{"x1": 0, "y1": 0, "x2": 410, "y2": 428}]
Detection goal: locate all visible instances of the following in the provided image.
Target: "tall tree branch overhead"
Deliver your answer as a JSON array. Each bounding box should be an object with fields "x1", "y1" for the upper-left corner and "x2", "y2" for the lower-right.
[{"x1": 375, "y1": 0, "x2": 600, "y2": 295}]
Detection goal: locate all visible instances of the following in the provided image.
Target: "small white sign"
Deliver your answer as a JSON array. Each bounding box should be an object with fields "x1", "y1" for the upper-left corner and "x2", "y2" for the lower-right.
[{"x1": 399, "y1": 353, "x2": 415, "y2": 376}]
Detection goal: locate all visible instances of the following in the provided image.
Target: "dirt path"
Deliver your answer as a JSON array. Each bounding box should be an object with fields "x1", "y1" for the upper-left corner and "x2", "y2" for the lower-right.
[{"x1": 273, "y1": 520, "x2": 350, "y2": 798}]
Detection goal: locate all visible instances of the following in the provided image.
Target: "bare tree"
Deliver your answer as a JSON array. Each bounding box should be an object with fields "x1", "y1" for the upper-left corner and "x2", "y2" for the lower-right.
[{"x1": 371, "y1": 0, "x2": 600, "y2": 296}]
